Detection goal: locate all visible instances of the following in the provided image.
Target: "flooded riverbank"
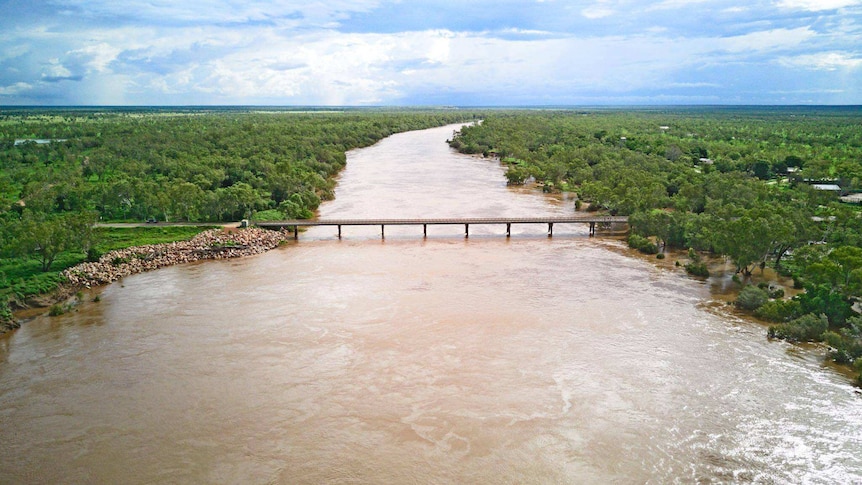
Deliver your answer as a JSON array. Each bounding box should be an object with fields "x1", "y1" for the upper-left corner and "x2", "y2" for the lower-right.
[{"x1": 1, "y1": 124, "x2": 860, "y2": 483}]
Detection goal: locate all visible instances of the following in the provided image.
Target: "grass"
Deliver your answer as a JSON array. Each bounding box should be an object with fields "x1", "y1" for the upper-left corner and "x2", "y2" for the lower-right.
[
  {"x1": 93, "y1": 226, "x2": 212, "y2": 252},
  {"x1": 1, "y1": 226, "x2": 213, "y2": 306}
]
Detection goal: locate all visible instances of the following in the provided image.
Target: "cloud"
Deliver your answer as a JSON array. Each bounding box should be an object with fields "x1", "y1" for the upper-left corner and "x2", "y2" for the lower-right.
[
  {"x1": 582, "y1": 6, "x2": 615, "y2": 19},
  {"x1": 70, "y1": 43, "x2": 123, "y2": 73},
  {"x1": 1, "y1": 44, "x2": 31, "y2": 62},
  {"x1": 718, "y1": 27, "x2": 816, "y2": 53},
  {"x1": 0, "y1": 82, "x2": 33, "y2": 95},
  {"x1": 645, "y1": 0, "x2": 712, "y2": 12},
  {"x1": 51, "y1": 0, "x2": 382, "y2": 27},
  {"x1": 667, "y1": 82, "x2": 723, "y2": 88},
  {"x1": 779, "y1": 52, "x2": 862, "y2": 70},
  {"x1": 1, "y1": 0, "x2": 860, "y2": 105},
  {"x1": 41, "y1": 74, "x2": 84, "y2": 82},
  {"x1": 267, "y1": 61, "x2": 307, "y2": 71},
  {"x1": 41, "y1": 58, "x2": 83, "y2": 82},
  {"x1": 770, "y1": 88, "x2": 846, "y2": 94},
  {"x1": 775, "y1": 0, "x2": 862, "y2": 11}
]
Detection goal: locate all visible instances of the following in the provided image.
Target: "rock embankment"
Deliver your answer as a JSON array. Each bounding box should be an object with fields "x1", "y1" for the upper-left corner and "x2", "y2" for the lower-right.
[{"x1": 64, "y1": 228, "x2": 289, "y2": 287}]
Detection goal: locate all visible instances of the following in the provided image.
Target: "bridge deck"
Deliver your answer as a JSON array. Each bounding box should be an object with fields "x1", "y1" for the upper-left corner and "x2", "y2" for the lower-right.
[
  {"x1": 257, "y1": 216, "x2": 628, "y2": 239},
  {"x1": 258, "y1": 216, "x2": 627, "y2": 227}
]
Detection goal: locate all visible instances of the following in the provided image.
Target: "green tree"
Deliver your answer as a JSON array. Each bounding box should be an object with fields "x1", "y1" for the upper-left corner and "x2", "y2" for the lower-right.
[
  {"x1": 166, "y1": 182, "x2": 206, "y2": 222},
  {"x1": 213, "y1": 182, "x2": 266, "y2": 221},
  {"x1": 13, "y1": 210, "x2": 97, "y2": 271},
  {"x1": 804, "y1": 246, "x2": 862, "y2": 299},
  {"x1": 736, "y1": 285, "x2": 769, "y2": 311}
]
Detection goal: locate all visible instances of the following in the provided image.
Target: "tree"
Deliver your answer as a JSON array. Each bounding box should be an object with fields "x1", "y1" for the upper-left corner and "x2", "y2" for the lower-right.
[
  {"x1": 736, "y1": 285, "x2": 769, "y2": 311},
  {"x1": 804, "y1": 246, "x2": 862, "y2": 300},
  {"x1": 13, "y1": 210, "x2": 97, "y2": 271},
  {"x1": 752, "y1": 160, "x2": 771, "y2": 180},
  {"x1": 706, "y1": 206, "x2": 773, "y2": 275},
  {"x1": 166, "y1": 182, "x2": 205, "y2": 221},
  {"x1": 213, "y1": 182, "x2": 266, "y2": 221}
]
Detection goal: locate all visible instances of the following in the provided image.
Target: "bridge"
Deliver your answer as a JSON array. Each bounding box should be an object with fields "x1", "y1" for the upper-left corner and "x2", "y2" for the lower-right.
[{"x1": 256, "y1": 216, "x2": 628, "y2": 239}]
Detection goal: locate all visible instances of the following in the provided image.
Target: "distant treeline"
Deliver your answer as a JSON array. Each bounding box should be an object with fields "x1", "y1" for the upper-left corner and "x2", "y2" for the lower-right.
[
  {"x1": 450, "y1": 108, "x2": 862, "y2": 383},
  {"x1": 1, "y1": 109, "x2": 477, "y2": 223}
]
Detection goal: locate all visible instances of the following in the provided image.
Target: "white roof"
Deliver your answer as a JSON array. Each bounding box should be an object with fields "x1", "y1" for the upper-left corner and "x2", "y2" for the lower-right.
[{"x1": 812, "y1": 184, "x2": 841, "y2": 191}]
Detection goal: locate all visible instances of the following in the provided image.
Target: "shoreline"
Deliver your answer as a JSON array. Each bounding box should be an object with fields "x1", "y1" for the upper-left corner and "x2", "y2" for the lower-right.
[
  {"x1": 63, "y1": 227, "x2": 290, "y2": 288},
  {"x1": 3, "y1": 227, "x2": 290, "y2": 331}
]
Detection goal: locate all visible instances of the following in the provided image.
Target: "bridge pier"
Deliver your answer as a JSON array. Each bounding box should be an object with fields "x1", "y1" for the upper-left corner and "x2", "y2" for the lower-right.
[
  {"x1": 423, "y1": 224, "x2": 427, "y2": 238},
  {"x1": 465, "y1": 224, "x2": 469, "y2": 238},
  {"x1": 381, "y1": 225, "x2": 385, "y2": 239},
  {"x1": 506, "y1": 223, "x2": 511, "y2": 237},
  {"x1": 548, "y1": 222, "x2": 554, "y2": 237},
  {"x1": 337, "y1": 225, "x2": 342, "y2": 239},
  {"x1": 294, "y1": 225, "x2": 299, "y2": 239},
  {"x1": 589, "y1": 222, "x2": 595, "y2": 237}
]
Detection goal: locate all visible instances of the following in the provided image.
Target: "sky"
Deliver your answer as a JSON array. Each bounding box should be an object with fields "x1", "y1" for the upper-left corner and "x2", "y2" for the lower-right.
[{"x1": 1, "y1": 0, "x2": 861, "y2": 106}]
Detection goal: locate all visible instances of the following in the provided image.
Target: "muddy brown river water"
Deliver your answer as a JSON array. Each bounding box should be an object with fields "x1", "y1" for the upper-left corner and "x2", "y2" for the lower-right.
[{"x1": 1, "y1": 124, "x2": 861, "y2": 484}]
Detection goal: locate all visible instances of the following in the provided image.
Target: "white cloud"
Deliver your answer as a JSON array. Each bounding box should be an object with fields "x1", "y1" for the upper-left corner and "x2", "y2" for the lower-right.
[
  {"x1": 69, "y1": 43, "x2": 123, "y2": 73},
  {"x1": 54, "y1": 0, "x2": 383, "y2": 26},
  {"x1": 0, "y1": 82, "x2": 32, "y2": 95},
  {"x1": 497, "y1": 28, "x2": 556, "y2": 36},
  {"x1": 775, "y1": 0, "x2": 862, "y2": 11},
  {"x1": 771, "y1": 88, "x2": 846, "y2": 94},
  {"x1": 1, "y1": 44, "x2": 30, "y2": 62},
  {"x1": 718, "y1": 27, "x2": 816, "y2": 52},
  {"x1": 645, "y1": 0, "x2": 711, "y2": 12},
  {"x1": 2, "y1": 0, "x2": 861, "y2": 104},
  {"x1": 582, "y1": 6, "x2": 615, "y2": 19},
  {"x1": 668, "y1": 82, "x2": 723, "y2": 88},
  {"x1": 779, "y1": 52, "x2": 862, "y2": 70},
  {"x1": 42, "y1": 59, "x2": 74, "y2": 79}
]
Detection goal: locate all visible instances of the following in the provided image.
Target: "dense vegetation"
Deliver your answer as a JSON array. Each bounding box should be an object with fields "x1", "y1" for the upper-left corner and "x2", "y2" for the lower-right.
[
  {"x1": 0, "y1": 108, "x2": 478, "y2": 326},
  {"x1": 450, "y1": 107, "x2": 862, "y2": 383}
]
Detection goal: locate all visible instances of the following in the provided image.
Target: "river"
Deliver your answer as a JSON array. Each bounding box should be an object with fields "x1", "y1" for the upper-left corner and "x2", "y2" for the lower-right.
[{"x1": 1, "y1": 124, "x2": 861, "y2": 484}]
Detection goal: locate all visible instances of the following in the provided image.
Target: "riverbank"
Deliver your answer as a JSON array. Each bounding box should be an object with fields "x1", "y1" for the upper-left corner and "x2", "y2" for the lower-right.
[
  {"x1": 63, "y1": 227, "x2": 289, "y2": 287},
  {"x1": 1, "y1": 228, "x2": 290, "y2": 331}
]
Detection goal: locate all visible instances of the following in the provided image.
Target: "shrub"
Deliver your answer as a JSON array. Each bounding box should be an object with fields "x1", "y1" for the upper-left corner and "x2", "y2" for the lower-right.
[
  {"x1": 656, "y1": 253, "x2": 665, "y2": 260},
  {"x1": 768, "y1": 287, "x2": 785, "y2": 299},
  {"x1": 252, "y1": 209, "x2": 284, "y2": 221},
  {"x1": 49, "y1": 304, "x2": 66, "y2": 316},
  {"x1": 0, "y1": 300, "x2": 18, "y2": 331},
  {"x1": 628, "y1": 234, "x2": 658, "y2": 255},
  {"x1": 736, "y1": 285, "x2": 769, "y2": 311},
  {"x1": 768, "y1": 313, "x2": 828, "y2": 342},
  {"x1": 505, "y1": 166, "x2": 531, "y2": 185},
  {"x1": 111, "y1": 256, "x2": 131, "y2": 266},
  {"x1": 685, "y1": 261, "x2": 709, "y2": 277},
  {"x1": 86, "y1": 248, "x2": 102, "y2": 262},
  {"x1": 754, "y1": 299, "x2": 802, "y2": 322},
  {"x1": 823, "y1": 318, "x2": 862, "y2": 365}
]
